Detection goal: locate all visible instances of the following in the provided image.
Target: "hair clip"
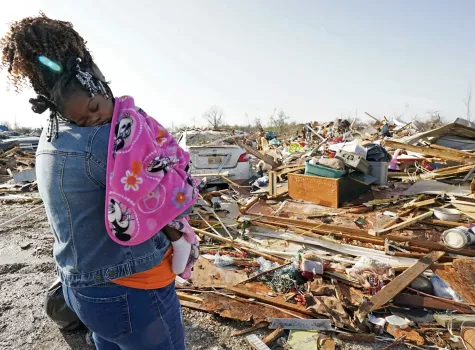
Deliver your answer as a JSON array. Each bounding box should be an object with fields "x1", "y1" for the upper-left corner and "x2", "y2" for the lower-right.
[{"x1": 74, "y1": 57, "x2": 110, "y2": 99}]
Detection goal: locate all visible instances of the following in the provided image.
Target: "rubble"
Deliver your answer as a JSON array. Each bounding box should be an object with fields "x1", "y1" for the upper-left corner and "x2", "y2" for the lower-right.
[
  {"x1": 173, "y1": 115, "x2": 475, "y2": 349},
  {"x1": 3, "y1": 115, "x2": 475, "y2": 349},
  {"x1": 0, "y1": 137, "x2": 37, "y2": 186}
]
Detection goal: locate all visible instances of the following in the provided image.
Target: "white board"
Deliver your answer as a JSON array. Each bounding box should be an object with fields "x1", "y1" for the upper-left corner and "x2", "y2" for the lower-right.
[
  {"x1": 246, "y1": 335, "x2": 271, "y2": 350},
  {"x1": 268, "y1": 318, "x2": 333, "y2": 330}
]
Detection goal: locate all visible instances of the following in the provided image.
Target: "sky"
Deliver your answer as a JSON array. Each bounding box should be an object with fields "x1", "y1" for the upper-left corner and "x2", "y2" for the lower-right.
[{"x1": 1, "y1": 1, "x2": 475, "y2": 129}]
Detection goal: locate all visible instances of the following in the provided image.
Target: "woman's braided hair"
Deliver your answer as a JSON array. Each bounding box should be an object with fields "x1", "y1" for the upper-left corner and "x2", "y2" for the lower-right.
[
  {"x1": 0, "y1": 12, "x2": 94, "y2": 98},
  {"x1": 0, "y1": 12, "x2": 110, "y2": 140}
]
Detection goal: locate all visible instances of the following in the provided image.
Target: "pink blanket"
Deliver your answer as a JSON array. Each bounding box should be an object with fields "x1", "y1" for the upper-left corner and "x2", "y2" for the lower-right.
[{"x1": 105, "y1": 96, "x2": 198, "y2": 248}]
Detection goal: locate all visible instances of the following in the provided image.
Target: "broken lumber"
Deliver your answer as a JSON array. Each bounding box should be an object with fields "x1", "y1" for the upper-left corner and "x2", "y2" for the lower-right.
[
  {"x1": 268, "y1": 170, "x2": 288, "y2": 198},
  {"x1": 193, "y1": 227, "x2": 286, "y2": 264},
  {"x1": 179, "y1": 300, "x2": 209, "y2": 313},
  {"x1": 356, "y1": 251, "x2": 445, "y2": 320},
  {"x1": 432, "y1": 260, "x2": 475, "y2": 305},
  {"x1": 368, "y1": 210, "x2": 434, "y2": 236},
  {"x1": 383, "y1": 140, "x2": 475, "y2": 163},
  {"x1": 423, "y1": 219, "x2": 470, "y2": 228},
  {"x1": 232, "y1": 322, "x2": 269, "y2": 336},
  {"x1": 393, "y1": 293, "x2": 474, "y2": 313},
  {"x1": 250, "y1": 215, "x2": 475, "y2": 257},
  {"x1": 227, "y1": 286, "x2": 315, "y2": 317},
  {"x1": 336, "y1": 333, "x2": 376, "y2": 343},
  {"x1": 236, "y1": 141, "x2": 279, "y2": 168},
  {"x1": 262, "y1": 328, "x2": 285, "y2": 345}
]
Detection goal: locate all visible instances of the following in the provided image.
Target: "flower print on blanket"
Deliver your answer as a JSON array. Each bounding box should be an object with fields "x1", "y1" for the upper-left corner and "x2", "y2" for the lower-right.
[
  {"x1": 105, "y1": 96, "x2": 199, "y2": 246},
  {"x1": 121, "y1": 170, "x2": 143, "y2": 191}
]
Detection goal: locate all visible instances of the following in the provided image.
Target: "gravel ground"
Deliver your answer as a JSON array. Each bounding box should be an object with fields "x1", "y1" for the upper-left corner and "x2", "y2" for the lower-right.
[{"x1": 0, "y1": 198, "x2": 403, "y2": 349}]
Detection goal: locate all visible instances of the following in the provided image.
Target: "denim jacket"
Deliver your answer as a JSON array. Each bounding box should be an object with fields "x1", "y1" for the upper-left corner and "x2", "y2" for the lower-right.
[{"x1": 36, "y1": 123, "x2": 170, "y2": 288}]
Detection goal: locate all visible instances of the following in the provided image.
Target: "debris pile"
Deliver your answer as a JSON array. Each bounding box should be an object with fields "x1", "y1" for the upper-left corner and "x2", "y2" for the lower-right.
[
  {"x1": 0, "y1": 143, "x2": 37, "y2": 188},
  {"x1": 176, "y1": 115, "x2": 475, "y2": 349},
  {"x1": 3, "y1": 115, "x2": 475, "y2": 349}
]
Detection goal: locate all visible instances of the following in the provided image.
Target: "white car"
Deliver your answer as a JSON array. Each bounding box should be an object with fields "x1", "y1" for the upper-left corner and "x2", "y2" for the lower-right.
[{"x1": 178, "y1": 130, "x2": 252, "y2": 185}]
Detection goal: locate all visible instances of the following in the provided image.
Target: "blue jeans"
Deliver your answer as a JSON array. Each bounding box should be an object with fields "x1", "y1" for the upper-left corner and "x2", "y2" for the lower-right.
[{"x1": 63, "y1": 281, "x2": 185, "y2": 350}]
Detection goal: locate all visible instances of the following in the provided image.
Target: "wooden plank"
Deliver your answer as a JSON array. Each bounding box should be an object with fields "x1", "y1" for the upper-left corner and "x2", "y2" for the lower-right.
[
  {"x1": 275, "y1": 165, "x2": 305, "y2": 176},
  {"x1": 262, "y1": 328, "x2": 285, "y2": 345},
  {"x1": 268, "y1": 318, "x2": 332, "y2": 330},
  {"x1": 232, "y1": 322, "x2": 269, "y2": 336},
  {"x1": 403, "y1": 197, "x2": 438, "y2": 208},
  {"x1": 269, "y1": 170, "x2": 277, "y2": 197},
  {"x1": 383, "y1": 140, "x2": 475, "y2": 163},
  {"x1": 385, "y1": 324, "x2": 424, "y2": 346},
  {"x1": 236, "y1": 141, "x2": 279, "y2": 168},
  {"x1": 179, "y1": 300, "x2": 209, "y2": 313},
  {"x1": 193, "y1": 227, "x2": 286, "y2": 264},
  {"x1": 337, "y1": 333, "x2": 376, "y2": 343},
  {"x1": 268, "y1": 171, "x2": 288, "y2": 198},
  {"x1": 252, "y1": 214, "x2": 368, "y2": 236},
  {"x1": 393, "y1": 293, "x2": 474, "y2": 313},
  {"x1": 423, "y1": 219, "x2": 470, "y2": 228},
  {"x1": 177, "y1": 292, "x2": 203, "y2": 303},
  {"x1": 227, "y1": 286, "x2": 315, "y2": 317},
  {"x1": 356, "y1": 251, "x2": 445, "y2": 320},
  {"x1": 369, "y1": 210, "x2": 434, "y2": 236},
  {"x1": 240, "y1": 197, "x2": 259, "y2": 214},
  {"x1": 250, "y1": 215, "x2": 475, "y2": 257},
  {"x1": 382, "y1": 208, "x2": 414, "y2": 229},
  {"x1": 434, "y1": 314, "x2": 475, "y2": 329}
]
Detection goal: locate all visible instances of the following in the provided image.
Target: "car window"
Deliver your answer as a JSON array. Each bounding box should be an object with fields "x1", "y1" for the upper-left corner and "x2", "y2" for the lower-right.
[{"x1": 186, "y1": 131, "x2": 229, "y2": 146}]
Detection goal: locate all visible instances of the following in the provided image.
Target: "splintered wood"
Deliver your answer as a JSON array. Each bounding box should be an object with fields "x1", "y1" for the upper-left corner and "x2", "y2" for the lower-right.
[
  {"x1": 191, "y1": 257, "x2": 248, "y2": 288},
  {"x1": 433, "y1": 258, "x2": 475, "y2": 304},
  {"x1": 357, "y1": 251, "x2": 445, "y2": 320}
]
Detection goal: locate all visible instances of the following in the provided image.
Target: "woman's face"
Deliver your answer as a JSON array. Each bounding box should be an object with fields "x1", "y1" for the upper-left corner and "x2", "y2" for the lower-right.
[{"x1": 62, "y1": 89, "x2": 114, "y2": 127}]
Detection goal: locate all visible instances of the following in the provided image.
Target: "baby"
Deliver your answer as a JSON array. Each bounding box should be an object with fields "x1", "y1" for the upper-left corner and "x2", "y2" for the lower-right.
[
  {"x1": 39, "y1": 59, "x2": 200, "y2": 278},
  {"x1": 105, "y1": 95, "x2": 199, "y2": 278}
]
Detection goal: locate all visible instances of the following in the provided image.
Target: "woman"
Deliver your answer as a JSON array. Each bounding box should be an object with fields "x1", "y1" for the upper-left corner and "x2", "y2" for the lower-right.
[{"x1": 1, "y1": 13, "x2": 186, "y2": 350}]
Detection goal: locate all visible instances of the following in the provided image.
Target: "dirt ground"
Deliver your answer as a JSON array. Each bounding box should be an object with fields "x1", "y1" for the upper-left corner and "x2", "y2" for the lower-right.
[{"x1": 0, "y1": 198, "x2": 401, "y2": 350}]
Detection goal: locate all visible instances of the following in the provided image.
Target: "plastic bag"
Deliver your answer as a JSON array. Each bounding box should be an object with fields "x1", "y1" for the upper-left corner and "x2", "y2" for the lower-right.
[
  {"x1": 44, "y1": 278, "x2": 84, "y2": 331},
  {"x1": 346, "y1": 256, "x2": 394, "y2": 289},
  {"x1": 265, "y1": 131, "x2": 276, "y2": 140},
  {"x1": 364, "y1": 144, "x2": 392, "y2": 162},
  {"x1": 430, "y1": 275, "x2": 463, "y2": 301}
]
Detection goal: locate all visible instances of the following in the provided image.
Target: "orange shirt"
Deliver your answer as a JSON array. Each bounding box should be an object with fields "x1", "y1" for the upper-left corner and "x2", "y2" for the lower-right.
[{"x1": 113, "y1": 247, "x2": 176, "y2": 289}]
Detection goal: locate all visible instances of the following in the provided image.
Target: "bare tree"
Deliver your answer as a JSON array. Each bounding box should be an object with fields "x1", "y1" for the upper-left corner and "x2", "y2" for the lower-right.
[
  {"x1": 203, "y1": 106, "x2": 224, "y2": 130},
  {"x1": 270, "y1": 109, "x2": 289, "y2": 134},
  {"x1": 0, "y1": 120, "x2": 12, "y2": 130},
  {"x1": 463, "y1": 84, "x2": 472, "y2": 122}
]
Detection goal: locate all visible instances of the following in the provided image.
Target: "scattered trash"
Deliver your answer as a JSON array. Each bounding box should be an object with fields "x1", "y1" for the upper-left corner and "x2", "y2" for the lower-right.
[
  {"x1": 385, "y1": 315, "x2": 410, "y2": 329},
  {"x1": 6, "y1": 116, "x2": 475, "y2": 349},
  {"x1": 442, "y1": 226, "x2": 475, "y2": 249},
  {"x1": 434, "y1": 207, "x2": 462, "y2": 221}
]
